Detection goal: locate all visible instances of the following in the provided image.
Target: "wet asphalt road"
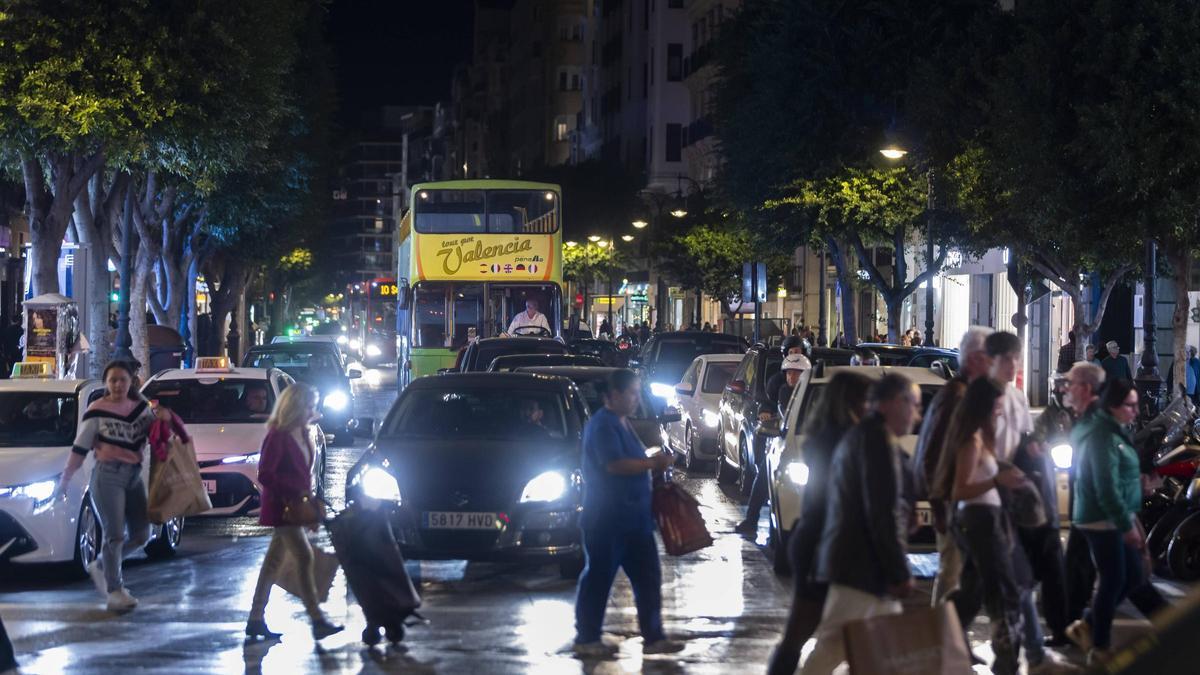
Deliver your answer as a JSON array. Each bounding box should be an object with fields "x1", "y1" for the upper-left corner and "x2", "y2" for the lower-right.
[{"x1": 0, "y1": 365, "x2": 1176, "y2": 673}]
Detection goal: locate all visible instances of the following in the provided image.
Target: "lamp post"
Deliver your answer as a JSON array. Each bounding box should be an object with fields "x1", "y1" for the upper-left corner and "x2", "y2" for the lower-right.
[{"x1": 880, "y1": 145, "x2": 935, "y2": 346}]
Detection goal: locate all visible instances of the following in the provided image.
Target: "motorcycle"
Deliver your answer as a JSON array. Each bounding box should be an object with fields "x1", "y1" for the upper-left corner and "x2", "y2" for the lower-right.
[{"x1": 1140, "y1": 394, "x2": 1200, "y2": 579}]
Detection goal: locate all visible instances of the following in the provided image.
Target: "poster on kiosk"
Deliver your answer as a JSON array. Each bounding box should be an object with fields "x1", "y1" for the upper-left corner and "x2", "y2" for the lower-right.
[{"x1": 23, "y1": 293, "x2": 82, "y2": 379}]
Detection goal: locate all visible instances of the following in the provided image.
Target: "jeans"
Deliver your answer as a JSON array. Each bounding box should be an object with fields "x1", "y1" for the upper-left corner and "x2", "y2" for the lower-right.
[
  {"x1": 1081, "y1": 529, "x2": 1143, "y2": 649},
  {"x1": 249, "y1": 526, "x2": 324, "y2": 622},
  {"x1": 1020, "y1": 591, "x2": 1046, "y2": 665},
  {"x1": 1019, "y1": 525, "x2": 1069, "y2": 639},
  {"x1": 743, "y1": 438, "x2": 769, "y2": 526},
  {"x1": 89, "y1": 461, "x2": 151, "y2": 593},
  {"x1": 767, "y1": 510, "x2": 829, "y2": 675},
  {"x1": 800, "y1": 583, "x2": 902, "y2": 675},
  {"x1": 953, "y1": 505, "x2": 1022, "y2": 675},
  {"x1": 573, "y1": 527, "x2": 664, "y2": 644},
  {"x1": 1067, "y1": 525, "x2": 1166, "y2": 625},
  {"x1": 933, "y1": 522, "x2": 963, "y2": 605}
]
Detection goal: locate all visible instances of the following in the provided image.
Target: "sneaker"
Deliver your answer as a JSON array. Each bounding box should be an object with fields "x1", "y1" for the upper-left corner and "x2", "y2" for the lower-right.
[
  {"x1": 86, "y1": 560, "x2": 106, "y2": 597},
  {"x1": 1065, "y1": 620, "x2": 1094, "y2": 652},
  {"x1": 106, "y1": 589, "x2": 138, "y2": 612},
  {"x1": 643, "y1": 639, "x2": 685, "y2": 655},
  {"x1": 1087, "y1": 648, "x2": 1112, "y2": 666},
  {"x1": 572, "y1": 641, "x2": 619, "y2": 658}
]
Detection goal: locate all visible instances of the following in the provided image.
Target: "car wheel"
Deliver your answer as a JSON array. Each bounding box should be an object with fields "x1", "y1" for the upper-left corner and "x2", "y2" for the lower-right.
[
  {"x1": 683, "y1": 424, "x2": 695, "y2": 471},
  {"x1": 715, "y1": 452, "x2": 735, "y2": 485},
  {"x1": 145, "y1": 516, "x2": 184, "y2": 559},
  {"x1": 736, "y1": 439, "x2": 753, "y2": 499},
  {"x1": 1148, "y1": 507, "x2": 1188, "y2": 563},
  {"x1": 73, "y1": 497, "x2": 102, "y2": 578},
  {"x1": 558, "y1": 555, "x2": 585, "y2": 580},
  {"x1": 315, "y1": 448, "x2": 328, "y2": 500}
]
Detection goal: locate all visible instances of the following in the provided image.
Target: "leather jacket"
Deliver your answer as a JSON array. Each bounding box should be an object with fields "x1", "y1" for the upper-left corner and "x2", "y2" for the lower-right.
[{"x1": 815, "y1": 413, "x2": 911, "y2": 596}]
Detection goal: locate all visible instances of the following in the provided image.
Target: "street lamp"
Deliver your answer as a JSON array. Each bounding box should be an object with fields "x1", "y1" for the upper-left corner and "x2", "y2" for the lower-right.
[
  {"x1": 670, "y1": 208, "x2": 688, "y2": 219},
  {"x1": 621, "y1": 234, "x2": 634, "y2": 242},
  {"x1": 632, "y1": 219, "x2": 648, "y2": 229},
  {"x1": 879, "y1": 147, "x2": 908, "y2": 160},
  {"x1": 565, "y1": 240, "x2": 578, "y2": 247},
  {"x1": 880, "y1": 143, "x2": 934, "y2": 346},
  {"x1": 588, "y1": 235, "x2": 602, "y2": 242}
]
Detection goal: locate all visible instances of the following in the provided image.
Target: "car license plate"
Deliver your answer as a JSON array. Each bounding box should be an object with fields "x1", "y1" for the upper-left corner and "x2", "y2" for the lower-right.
[
  {"x1": 916, "y1": 506, "x2": 933, "y2": 526},
  {"x1": 203, "y1": 480, "x2": 217, "y2": 495},
  {"x1": 422, "y1": 511, "x2": 498, "y2": 530}
]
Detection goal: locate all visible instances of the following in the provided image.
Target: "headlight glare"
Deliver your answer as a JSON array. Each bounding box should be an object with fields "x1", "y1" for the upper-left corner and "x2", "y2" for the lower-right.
[
  {"x1": 360, "y1": 467, "x2": 401, "y2": 502},
  {"x1": 785, "y1": 461, "x2": 809, "y2": 486},
  {"x1": 649, "y1": 382, "x2": 674, "y2": 399},
  {"x1": 1051, "y1": 443, "x2": 1073, "y2": 470},
  {"x1": 520, "y1": 470, "x2": 568, "y2": 503},
  {"x1": 366, "y1": 344, "x2": 382, "y2": 358},
  {"x1": 702, "y1": 409, "x2": 721, "y2": 428},
  {"x1": 4, "y1": 476, "x2": 59, "y2": 513},
  {"x1": 324, "y1": 390, "x2": 350, "y2": 411},
  {"x1": 336, "y1": 335, "x2": 349, "y2": 345},
  {"x1": 349, "y1": 338, "x2": 362, "y2": 351},
  {"x1": 221, "y1": 452, "x2": 260, "y2": 464}
]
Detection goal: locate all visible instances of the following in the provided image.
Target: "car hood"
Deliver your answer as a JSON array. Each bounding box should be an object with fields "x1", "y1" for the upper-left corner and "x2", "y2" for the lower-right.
[
  {"x1": 371, "y1": 437, "x2": 579, "y2": 510},
  {"x1": 0, "y1": 446, "x2": 70, "y2": 485},
  {"x1": 188, "y1": 423, "x2": 268, "y2": 461}
]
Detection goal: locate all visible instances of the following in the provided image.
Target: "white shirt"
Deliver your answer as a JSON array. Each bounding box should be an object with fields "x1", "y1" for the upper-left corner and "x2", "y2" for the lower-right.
[
  {"x1": 994, "y1": 383, "x2": 1034, "y2": 462},
  {"x1": 507, "y1": 310, "x2": 551, "y2": 335}
]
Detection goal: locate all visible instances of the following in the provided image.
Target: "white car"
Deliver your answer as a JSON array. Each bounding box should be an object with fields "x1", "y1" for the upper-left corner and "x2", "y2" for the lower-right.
[
  {"x1": 664, "y1": 354, "x2": 743, "y2": 470},
  {"x1": 763, "y1": 365, "x2": 946, "y2": 574},
  {"x1": 141, "y1": 359, "x2": 327, "y2": 517},
  {"x1": 0, "y1": 376, "x2": 182, "y2": 576}
]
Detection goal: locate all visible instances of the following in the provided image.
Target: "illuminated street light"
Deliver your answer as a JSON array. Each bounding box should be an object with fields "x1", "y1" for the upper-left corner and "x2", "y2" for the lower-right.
[
  {"x1": 632, "y1": 219, "x2": 648, "y2": 229},
  {"x1": 670, "y1": 209, "x2": 688, "y2": 218},
  {"x1": 879, "y1": 146, "x2": 908, "y2": 160},
  {"x1": 596, "y1": 240, "x2": 609, "y2": 249},
  {"x1": 621, "y1": 235, "x2": 634, "y2": 242},
  {"x1": 565, "y1": 240, "x2": 578, "y2": 247},
  {"x1": 588, "y1": 235, "x2": 602, "y2": 242}
]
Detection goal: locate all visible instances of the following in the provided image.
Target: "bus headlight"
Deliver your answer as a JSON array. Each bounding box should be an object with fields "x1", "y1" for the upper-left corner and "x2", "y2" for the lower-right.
[
  {"x1": 702, "y1": 409, "x2": 721, "y2": 428},
  {"x1": 785, "y1": 462, "x2": 809, "y2": 486},
  {"x1": 1051, "y1": 444, "x2": 1073, "y2": 470}
]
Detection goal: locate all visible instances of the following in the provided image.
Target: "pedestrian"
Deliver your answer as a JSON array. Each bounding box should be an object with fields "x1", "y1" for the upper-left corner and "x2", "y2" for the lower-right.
[
  {"x1": 1187, "y1": 346, "x2": 1200, "y2": 406},
  {"x1": 1085, "y1": 344, "x2": 1100, "y2": 366},
  {"x1": 799, "y1": 374, "x2": 920, "y2": 675},
  {"x1": 832, "y1": 331, "x2": 846, "y2": 349},
  {"x1": 599, "y1": 318, "x2": 612, "y2": 339},
  {"x1": 915, "y1": 326, "x2": 993, "y2": 605},
  {"x1": 245, "y1": 383, "x2": 343, "y2": 641},
  {"x1": 1100, "y1": 341, "x2": 1131, "y2": 383},
  {"x1": 910, "y1": 332, "x2": 923, "y2": 347},
  {"x1": 767, "y1": 371, "x2": 871, "y2": 675},
  {"x1": 944, "y1": 377, "x2": 1028, "y2": 675},
  {"x1": 1067, "y1": 378, "x2": 1145, "y2": 666},
  {"x1": 573, "y1": 369, "x2": 683, "y2": 658},
  {"x1": 1057, "y1": 331, "x2": 1078, "y2": 374},
  {"x1": 702, "y1": 322, "x2": 713, "y2": 332},
  {"x1": 849, "y1": 348, "x2": 878, "y2": 366},
  {"x1": 52, "y1": 360, "x2": 176, "y2": 612}
]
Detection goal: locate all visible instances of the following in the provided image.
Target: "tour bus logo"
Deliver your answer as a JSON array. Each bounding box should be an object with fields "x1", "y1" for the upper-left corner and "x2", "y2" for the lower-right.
[{"x1": 437, "y1": 236, "x2": 535, "y2": 275}]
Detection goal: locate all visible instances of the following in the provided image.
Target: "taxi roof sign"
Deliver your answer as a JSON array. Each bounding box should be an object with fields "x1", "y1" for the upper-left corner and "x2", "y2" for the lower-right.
[
  {"x1": 12, "y1": 362, "x2": 52, "y2": 379},
  {"x1": 194, "y1": 355, "x2": 231, "y2": 369}
]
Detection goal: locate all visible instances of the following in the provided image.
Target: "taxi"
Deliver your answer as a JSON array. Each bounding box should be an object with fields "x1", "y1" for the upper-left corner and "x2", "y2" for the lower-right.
[
  {"x1": 0, "y1": 363, "x2": 181, "y2": 576},
  {"x1": 141, "y1": 357, "x2": 327, "y2": 516}
]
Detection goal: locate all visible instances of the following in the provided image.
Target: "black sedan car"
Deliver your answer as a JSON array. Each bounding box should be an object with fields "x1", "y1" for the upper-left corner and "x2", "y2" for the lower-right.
[
  {"x1": 242, "y1": 343, "x2": 362, "y2": 443},
  {"x1": 453, "y1": 336, "x2": 569, "y2": 373},
  {"x1": 346, "y1": 373, "x2": 589, "y2": 577},
  {"x1": 632, "y1": 331, "x2": 749, "y2": 400},
  {"x1": 568, "y1": 338, "x2": 630, "y2": 367},
  {"x1": 854, "y1": 343, "x2": 959, "y2": 372},
  {"x1": 487, "y1": 353, "x2": 604, "y2": 372}
]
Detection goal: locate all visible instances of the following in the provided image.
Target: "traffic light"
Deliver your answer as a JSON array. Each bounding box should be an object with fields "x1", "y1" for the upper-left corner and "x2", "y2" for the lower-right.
[
  {"x1": 575, "y1": 293, "x2": 584, "y2": 307},
  {"x1": 110, "y1": 291, "x2": 119, "y2": 302}
]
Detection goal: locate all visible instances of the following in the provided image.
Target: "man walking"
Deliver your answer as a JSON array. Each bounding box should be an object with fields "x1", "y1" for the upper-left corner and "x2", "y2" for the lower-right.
[
  {"x1": 914, "y1": 326, "x2": 993, "y2": 604},
  {"x1": 1100, "y1": 341, "x2": 1132, "y2": 383},
  {"x1": 800, "y1": 374, "x2": 921, "y2": 674}
]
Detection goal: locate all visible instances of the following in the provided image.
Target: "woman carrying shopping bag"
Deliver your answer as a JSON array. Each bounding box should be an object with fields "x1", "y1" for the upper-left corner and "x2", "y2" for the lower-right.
[
  {"x1": 245, "y1": 383, "x2": 342, "y2": 641},
  {"x1": 54, "y1": 360, "x2": 177, "y2": 612}
]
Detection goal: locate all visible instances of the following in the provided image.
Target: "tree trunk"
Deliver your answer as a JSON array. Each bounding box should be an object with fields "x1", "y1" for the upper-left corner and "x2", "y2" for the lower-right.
[
  {"x1": 826, "y1": 237, "x2": 858, "y2": 345},
  {"x1": 130, "y1": 247, "x2": 154, "y2": 379},
  {"x1": 207, "y1": 258, "x2": 249, "y2": 358},
  {"x1": 1168, "y1": 248, "x2": 1192, "y2": 396},
  {"x1": 885, "y1": 296, "x2": 903, "y2": 344}
]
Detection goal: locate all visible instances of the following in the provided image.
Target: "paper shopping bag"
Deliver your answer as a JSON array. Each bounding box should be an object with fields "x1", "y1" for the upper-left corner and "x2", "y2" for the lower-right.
[
  {"x1": 843, "y1": 602, "x2": 971, "y2": 675},
  {"x1": 276, "y1": 546, "x2": 339, "y2": 604},
  {"x1": 652, "y1": 480, "x2": 713, "y2": 556},
  {"x1": 147, "y1": 438, "x2": 212, "y2": 524}
]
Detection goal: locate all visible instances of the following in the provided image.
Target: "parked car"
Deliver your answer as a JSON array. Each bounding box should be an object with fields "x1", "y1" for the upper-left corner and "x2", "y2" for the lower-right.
[
  {"x1": 632, "y1": 331, "x2": 748, "y2": 400},
  {"x1": 853, "y1": 343, "x2": 959, "y2": 372},
  {"x1": 762, "y1": 364, "x2": 947, "y2": 573},
  {"x1": 0, "y1": 375, "x2": 182, "y2": 576},
  {"x1": 514, "y1": 365, "x2": 681, "y2": 450},
  {"x1": 452, "y1": 336, "x2": 569, "y2": 373},
  {"x1": 142, "y1": 358, "x2": 328, "y2": 516},
  {"x1": 715, "y1": 344, "x2": 785, "y2": 496},
  {"x1": 242, "y1": 343, "x2": 363, "y2": 443},
  {"x1": 663, "y1": 354, "x2": 743, "y2": 470},
  {"x1": 345, "y1": 373, "x2": 590, "y2": 578},
  {"x1": 487, "y1": 353, "x2": 604, "y2": 372}
]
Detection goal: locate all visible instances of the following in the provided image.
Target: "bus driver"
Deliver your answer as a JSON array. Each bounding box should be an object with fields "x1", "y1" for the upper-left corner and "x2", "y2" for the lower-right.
[{"x1": 507, "y1": 298, "x2": 551, "y2": 335}]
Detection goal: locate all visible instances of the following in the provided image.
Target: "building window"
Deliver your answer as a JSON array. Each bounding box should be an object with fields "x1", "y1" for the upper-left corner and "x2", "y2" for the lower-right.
[
  {"x1": 559, "y1": 71, "x2": 568, "y2": 91},
  {"x1": 667, "y1": 43, "x2": 683, "y2": 81},
  {"x1": 571, "y1": 73, "x2": 581, "y2": 90},
  {"x1": 555, "y1": 115, "x2": 574, "y2": 141},
  {"x1": 666, "y1": 123, "x2": 682, "y2": 162}
]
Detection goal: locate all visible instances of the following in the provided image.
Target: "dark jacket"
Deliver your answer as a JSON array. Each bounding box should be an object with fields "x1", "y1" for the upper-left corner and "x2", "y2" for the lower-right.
[
  {"x1": 815, "y1": 413, "x2": 911, "y2": 596},
  {"x1": 792, "y1": 425, "x2": 845, "y2": 584},
  {"x1": 913, "y1": 376, "x2": 968, "y2": 501},
  {"x1": 1101, "y1": 354, "x2": 1132, "y2": 383},
  {"x1": 1056, "y1": 341, "x2": 1077, "y2": 375}
]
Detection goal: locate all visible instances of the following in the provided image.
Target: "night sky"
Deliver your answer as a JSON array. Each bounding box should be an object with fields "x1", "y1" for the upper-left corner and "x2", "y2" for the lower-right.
[{"x1": 327, "y1": 0, "x2": 474, "y2": 125}]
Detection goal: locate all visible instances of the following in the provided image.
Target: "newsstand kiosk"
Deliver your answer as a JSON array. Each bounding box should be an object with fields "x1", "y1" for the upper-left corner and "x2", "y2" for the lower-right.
[{"x1": 23, "y1": 293, "x2": 81, "y2": 378}]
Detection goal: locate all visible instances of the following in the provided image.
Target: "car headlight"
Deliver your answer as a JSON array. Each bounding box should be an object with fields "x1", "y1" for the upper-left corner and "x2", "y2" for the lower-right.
[
  {"x1": 324, "y1": 390, "x2": 350, "y2": 411},
  {"x1": 336, "y1": 335, "x2": 349, "y2": 345},
  {"x1": 520, "y1": 470, "x2": 567, "y2": 503},
  {"x1": 785, "y1": 461, "x2": 809, "y2": 486},
  {"x1": 349, "y1": 338, "x2": 362, "y2": 351},
  {"x1": 1051, "y1": 443, "x2": 1073, "y2": 470},
  {"x1": 0, "y1": 476, "x2": 59, "y2": 514},
  {"x1": 702, "y1": 409, "x2": 721, "y2": 428},
  {"x1": 358, "y1": 466, "x2": 401, "y2": 502},
  {"x1": 650, "y1": 382, "x2": 674, "y2": 399},
  {"x1": 366, "y1": 344, "x2": 382, "y2": 358},
  {"x1": 221, "y1": 452, "x2": 260, "y2": 464}
]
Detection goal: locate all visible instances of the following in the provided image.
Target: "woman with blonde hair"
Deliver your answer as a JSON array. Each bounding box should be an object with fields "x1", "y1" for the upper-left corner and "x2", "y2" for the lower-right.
[{"x1": 245, "y1": 383, "x2": 342, "y2": 640}]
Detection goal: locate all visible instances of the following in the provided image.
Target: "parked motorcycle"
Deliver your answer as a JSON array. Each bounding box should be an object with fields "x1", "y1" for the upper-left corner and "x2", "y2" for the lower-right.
[{"x1": 1139, "y1": 394, "x2": 1200, "y2": 579}]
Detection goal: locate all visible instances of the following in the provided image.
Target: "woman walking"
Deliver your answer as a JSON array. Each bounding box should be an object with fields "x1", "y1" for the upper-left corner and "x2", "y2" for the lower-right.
[
  {"x1": 767, "y1": 371, "x2": 870, "y2": 675},
  {"x1": 54, "y1": 360, "x2": 177, "y2": 612},
  {"x1": 245, "y1": 384, "x2": 342, "y2": 640},
  {"x1": 1067, "y1": 379, "x2": 1143, "y2": 665},
  {"x1": 941, "y1": 377, "x2": 1027, "y2": 675}
]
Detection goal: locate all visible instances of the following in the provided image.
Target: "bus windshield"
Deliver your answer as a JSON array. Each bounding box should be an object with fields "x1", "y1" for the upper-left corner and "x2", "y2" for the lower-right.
[
  {"x1": 413, "y1": 282, "x2": 560, "y2": 348},
  {"x1": 414, "y1": 189, "x2": 559, "y2": 234}
]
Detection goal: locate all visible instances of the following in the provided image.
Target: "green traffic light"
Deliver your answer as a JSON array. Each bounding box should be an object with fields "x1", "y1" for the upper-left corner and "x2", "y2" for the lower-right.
[{"x1": 110, "y1": 292, "x2": 119, "y2": 302}]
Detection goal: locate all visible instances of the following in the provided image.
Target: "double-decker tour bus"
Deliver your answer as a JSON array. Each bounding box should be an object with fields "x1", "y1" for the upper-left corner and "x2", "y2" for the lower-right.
[{"x1": 396, "y1": 180, "x2": 563, "y2": 386}]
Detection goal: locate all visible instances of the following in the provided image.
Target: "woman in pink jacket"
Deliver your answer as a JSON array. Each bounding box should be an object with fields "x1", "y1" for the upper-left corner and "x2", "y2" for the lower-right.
[{"x1": 245, "y1": 384, "x2": 342, "y2": 640}]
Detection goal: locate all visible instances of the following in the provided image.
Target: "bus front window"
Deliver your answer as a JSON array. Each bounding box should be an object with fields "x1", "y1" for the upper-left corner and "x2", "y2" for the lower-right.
[
  {"x1": 489, "y1": 285, "x2": 559, "y2": 337},
  {"x1": 452, "y1": 286, "x2": 483, "y2": 347},
  {"x1": 414, "y1": 285, "x2": 448, "y2": 347},
  {"x1": 487, "y1": 191, "x2": 558, "y2": 233},
  {"x1": 415, "y1": 190, "x2": 485, "y2": 233}
]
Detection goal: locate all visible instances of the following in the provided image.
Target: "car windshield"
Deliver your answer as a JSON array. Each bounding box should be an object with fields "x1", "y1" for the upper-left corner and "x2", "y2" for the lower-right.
[
  {"x1": 0, "y1": 393, "x2": 78, "y2": 447},
  {"x1": 651, "y1": 339, "x2": 744, "y2": 383},
  {"x1": 143, "y1": 379, "x2": 275, "y2": 424},
  {"x1": 244, "y1": 349, "x2": 342, "y2": 379},
  {"x1": 702, "y1": 363, "x2": 738, "y2": 394},
  {"x1": 471, "y1": 342, "x2": 566, "y2": 371},
  {"x1": 384, "y1": 387, "x2": 568, "y2": 439}
]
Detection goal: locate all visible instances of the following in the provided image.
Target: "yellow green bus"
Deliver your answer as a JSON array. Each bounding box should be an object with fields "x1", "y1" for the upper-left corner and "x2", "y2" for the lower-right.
[{"x1": 396, "y1": 180, "x2": 563, "y2": 386}]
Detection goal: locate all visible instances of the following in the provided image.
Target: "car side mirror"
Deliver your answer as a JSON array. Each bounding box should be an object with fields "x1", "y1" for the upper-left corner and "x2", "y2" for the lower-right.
[
  {"x1": 348, "y1": 368, "x2": 363, "y2": 379},
  {"x1": 354, "y1": 417, "x2": 376, "y2": 438},
  {"x1": 659, "y1": 406, "x2": 682, "y2": 424},
  {"x1": 727, "y1": 379, "x2": 746, "y2": 395},
  {"x1": 674, "y1": 382, "x2": 694, "y2": 396}
]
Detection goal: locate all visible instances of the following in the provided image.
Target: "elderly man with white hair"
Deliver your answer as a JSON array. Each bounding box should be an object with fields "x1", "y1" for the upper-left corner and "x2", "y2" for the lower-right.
[
  {"x1": 1099, "y1": 340, "x2": 1132, "y2": 383},
  {"x1": 913, "y1": 325, "x2": 994, "y2": 604}
]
